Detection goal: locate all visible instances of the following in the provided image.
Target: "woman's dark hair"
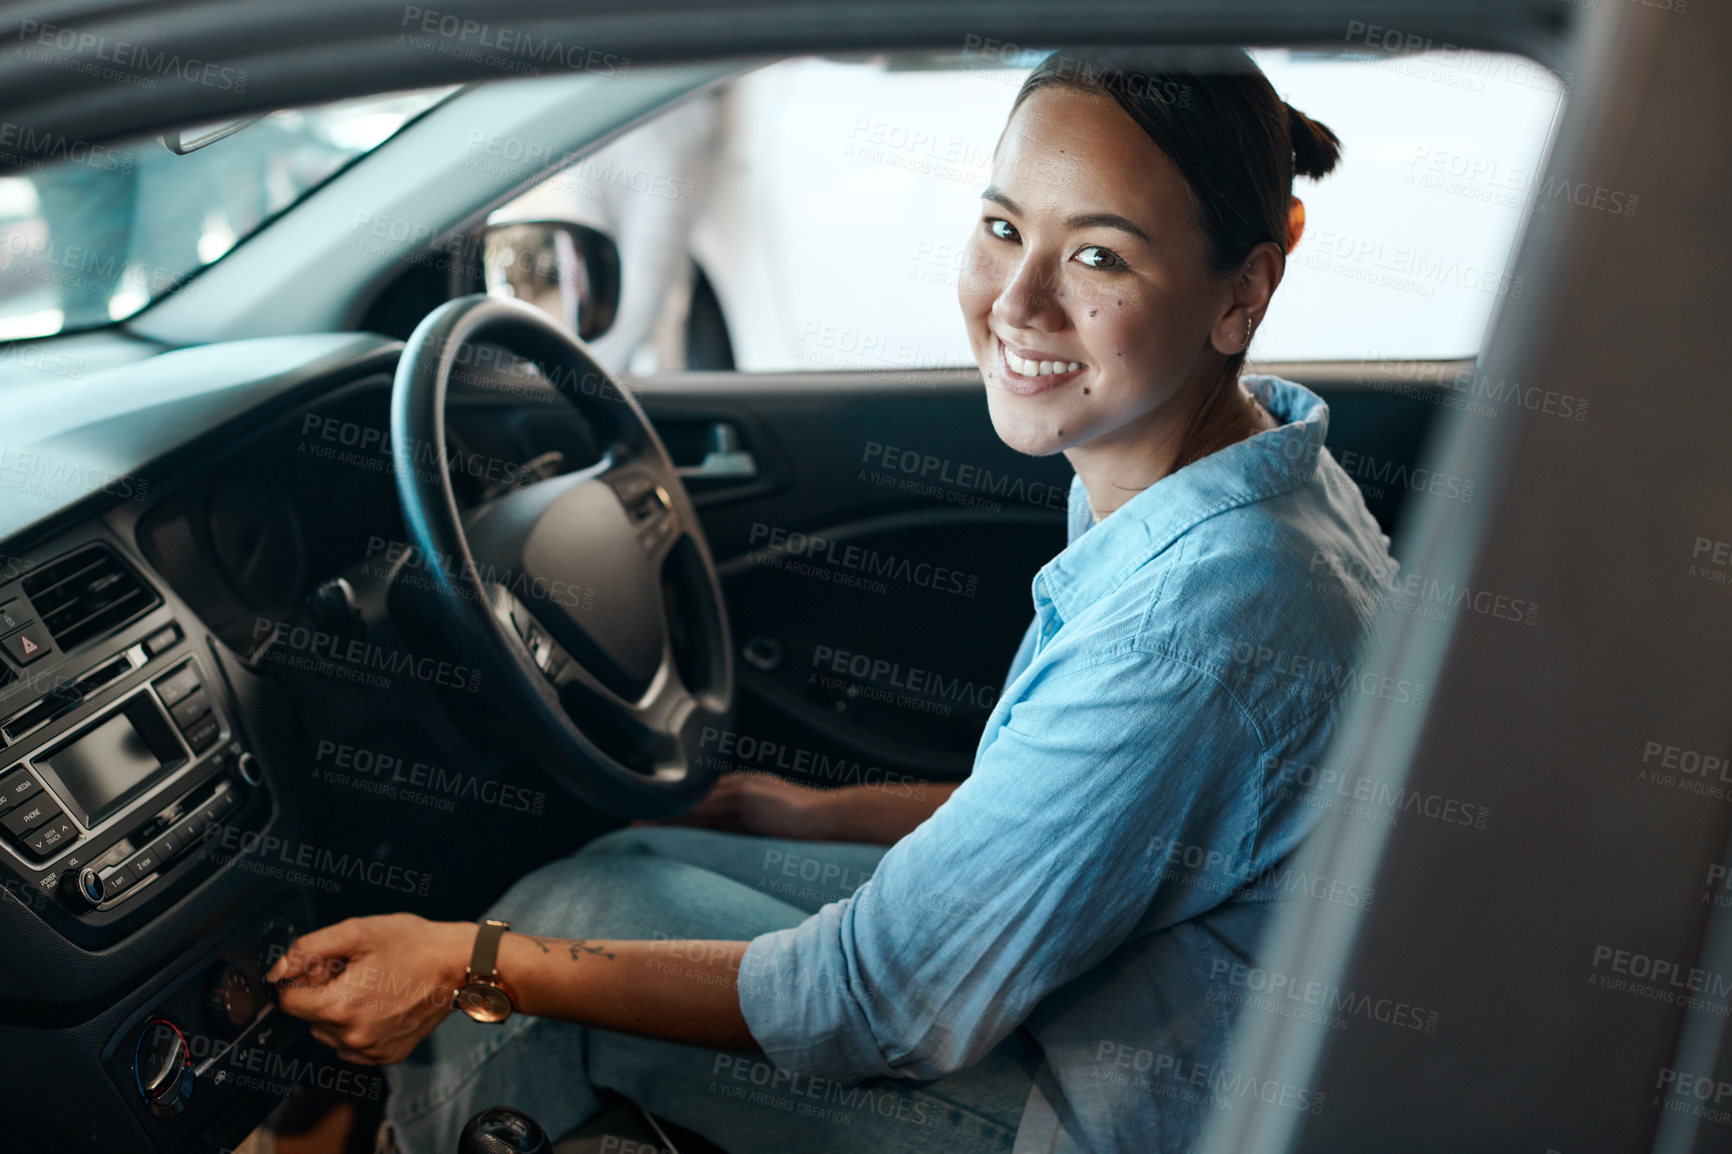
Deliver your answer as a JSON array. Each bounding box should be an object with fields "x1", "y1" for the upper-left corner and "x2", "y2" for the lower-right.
[
  {"x1": 1008, "y1": 48, "x2": 1342, "y2": 468},
  {"x1": 1012, "y1": 48, "x2": 1340, "y2": 273}
]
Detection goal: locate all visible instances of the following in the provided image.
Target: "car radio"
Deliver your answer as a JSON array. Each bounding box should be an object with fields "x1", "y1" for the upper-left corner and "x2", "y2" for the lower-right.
[{"x1": 0, "y1": 542, "x2": 272, "y2": 944}]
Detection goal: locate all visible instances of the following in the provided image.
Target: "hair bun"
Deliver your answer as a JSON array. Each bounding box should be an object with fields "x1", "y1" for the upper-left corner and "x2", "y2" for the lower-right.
[{"x1": 1286, "y1": 104, "x2": 1342, "y2": 179}]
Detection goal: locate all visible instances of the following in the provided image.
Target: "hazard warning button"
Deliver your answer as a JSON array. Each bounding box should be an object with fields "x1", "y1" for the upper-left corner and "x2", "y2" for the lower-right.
[{"x1": 1, "y1": 621, "x2": 51, "y2": 666}]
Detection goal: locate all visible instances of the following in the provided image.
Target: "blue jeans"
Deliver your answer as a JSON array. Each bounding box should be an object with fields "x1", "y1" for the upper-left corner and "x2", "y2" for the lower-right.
[{"x1": 384, "y1": 827, "x2": 1038, "y2": 1154}]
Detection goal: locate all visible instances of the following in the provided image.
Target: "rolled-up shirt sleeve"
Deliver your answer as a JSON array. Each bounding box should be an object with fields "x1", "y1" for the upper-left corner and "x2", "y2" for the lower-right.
[{"x1": 736, "y1": 644, "x2": 1265, "y2": 1083}]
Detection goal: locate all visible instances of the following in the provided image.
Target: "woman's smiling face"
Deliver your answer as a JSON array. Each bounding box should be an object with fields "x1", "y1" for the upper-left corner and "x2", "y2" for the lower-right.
[{"x1": 959, "y1": 85, "x2": 1235, "y2": 458}]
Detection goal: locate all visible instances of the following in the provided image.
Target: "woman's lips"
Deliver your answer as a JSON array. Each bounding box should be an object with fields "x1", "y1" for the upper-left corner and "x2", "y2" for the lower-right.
[{"x1": 993, "y1": 336, "x2": 1086, "y2": 396}]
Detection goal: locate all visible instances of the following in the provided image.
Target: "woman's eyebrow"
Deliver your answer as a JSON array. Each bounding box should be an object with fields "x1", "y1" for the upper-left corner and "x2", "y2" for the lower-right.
[
  {"x1": 979, "y1": 188, "x2": 1151, "y2": 246},
  {"x1": 1064, "y1": 212, "x2": 1151, "y2": 243}
]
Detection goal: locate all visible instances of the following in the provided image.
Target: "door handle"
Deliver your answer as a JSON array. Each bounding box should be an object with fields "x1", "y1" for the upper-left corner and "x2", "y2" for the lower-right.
[{"x1": 675, "y1": 422, "x2": 758, "y2": 480}]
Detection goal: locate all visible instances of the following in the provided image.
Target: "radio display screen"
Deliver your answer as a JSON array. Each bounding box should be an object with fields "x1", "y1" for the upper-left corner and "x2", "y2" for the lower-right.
[{"x1": 41, "y1": 696, "x2": 185, "y2": 826}]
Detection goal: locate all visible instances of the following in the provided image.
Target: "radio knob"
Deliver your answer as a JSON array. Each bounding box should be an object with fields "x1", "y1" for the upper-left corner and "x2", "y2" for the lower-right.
[
  {"x1": 205, "y1": 962, "x2": 260, "y2": 1037},
  {"x1": 233, "y1": 752, "x2": 263, "y2": 787},
  {"x1": 135, "y1": 1017, "x2": 194, "y2": 1118}
]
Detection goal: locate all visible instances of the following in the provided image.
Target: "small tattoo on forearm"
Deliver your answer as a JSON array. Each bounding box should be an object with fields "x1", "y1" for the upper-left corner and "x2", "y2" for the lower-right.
[{"x1": 521, "y1": 934, "x2": 613, "y2": 960}]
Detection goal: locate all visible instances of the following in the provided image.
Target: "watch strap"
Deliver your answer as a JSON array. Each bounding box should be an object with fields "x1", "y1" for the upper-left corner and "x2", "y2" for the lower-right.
[{"x1": 469, "y1": 918, "x2": 509, "y2": 982}]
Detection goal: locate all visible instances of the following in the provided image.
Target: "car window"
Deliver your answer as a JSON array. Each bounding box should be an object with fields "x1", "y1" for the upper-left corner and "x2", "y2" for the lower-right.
[
  {"x1": 498, "y1": 49, "x2": 1564, "y2": 374},
  {"x1": 0, "y1": 87, "x2": 457, "y2": 340}
]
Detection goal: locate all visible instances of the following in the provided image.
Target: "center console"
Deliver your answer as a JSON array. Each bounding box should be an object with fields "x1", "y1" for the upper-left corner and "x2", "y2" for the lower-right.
[
  {"x1": 0, "y1": 540, "x2": 269, "y2": 943},
  {"x1": 0, "y1": 528, "x2": 322, "y2": 1153}
]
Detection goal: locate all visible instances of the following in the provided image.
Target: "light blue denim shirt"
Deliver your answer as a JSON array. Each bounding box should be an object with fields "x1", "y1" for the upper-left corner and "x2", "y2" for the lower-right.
[{"x1": 738, "y1": 376, "x2": 1396, "y2": 1153}]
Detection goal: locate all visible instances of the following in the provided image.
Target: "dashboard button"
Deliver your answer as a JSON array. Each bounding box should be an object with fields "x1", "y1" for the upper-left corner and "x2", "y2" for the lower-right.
[
  {"x1": 97, "y1": 864, "x2": 136, "y2": 899},
  {"x1": 2, "y1": 797, "x2": 60, "y2": 838},
  {"x1": 169, "y1": 689, "x2": 210, "y2": 730},
  {"x1": 0, "y1": 623, "x2": 51, "y2": 666},
  {"x1": 143, "y1": 625, "x2": 182, "y2": 656},
  {"x1": 127, "y1": 845, "x2": 162, "y2": 878},
  {"x1": 154, "y1": 665, "x2": 202, "y2": 708},
  {"x1": 150, "y1": 827, "x2": 183, "y2": 862},
  {"x1": 167, "y1": 814, "x2": 207, "y2": 855},
  {"x1": 22, "y1": 816, "x2": 77, "y2": 859},
  {"x1": 0, "y1": 768, "x2": 41, "y2": 814},
  {"x1": 182, "y1": 714, "x2": 221, "y2": 753},
  {"x1": 206, "y1": 786, "x2": 238, "y2": 822},
  {"x1": 0, "y1": 601, "x2": 26, "y2": 633}
]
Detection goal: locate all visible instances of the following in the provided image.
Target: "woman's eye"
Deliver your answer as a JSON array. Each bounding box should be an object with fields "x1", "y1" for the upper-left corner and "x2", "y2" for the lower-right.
[
  {"x1": 986, "y1": 218, "x2": 1019, "y2": 241},
  {"x1": 1075, "y1": 245, "x2": 1124, "y2": 270}
]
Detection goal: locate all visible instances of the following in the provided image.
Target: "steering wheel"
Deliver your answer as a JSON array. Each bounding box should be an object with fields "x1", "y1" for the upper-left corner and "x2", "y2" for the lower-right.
[{"x1": 390, "y1": 294, "x2": 732, "y2": 818}]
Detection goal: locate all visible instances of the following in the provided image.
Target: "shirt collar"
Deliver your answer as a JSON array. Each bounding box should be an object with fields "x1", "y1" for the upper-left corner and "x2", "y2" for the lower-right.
[{"x1": 1036, "y1": 375, "x2": 1331, "y2": 620}]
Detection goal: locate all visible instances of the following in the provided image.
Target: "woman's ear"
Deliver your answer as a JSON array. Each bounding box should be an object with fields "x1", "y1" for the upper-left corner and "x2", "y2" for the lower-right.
[
  {"x1": 1210, "y1": 241, "x2": 1286, "y2": 356},
  {"x1": 1286, "y1": 196, "x2": 1306, "y2": 253}
]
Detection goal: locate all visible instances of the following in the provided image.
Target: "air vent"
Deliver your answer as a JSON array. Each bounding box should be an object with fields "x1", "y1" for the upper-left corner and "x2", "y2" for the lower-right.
[{"x1": 21, "y1": 544, "x2": 160, "y2": 653}]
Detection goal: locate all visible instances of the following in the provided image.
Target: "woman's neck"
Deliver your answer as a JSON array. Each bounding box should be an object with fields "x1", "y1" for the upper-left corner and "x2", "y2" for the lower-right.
[{"x1": 1074, "y1": 378, "x2": 1276, "y2": 523}]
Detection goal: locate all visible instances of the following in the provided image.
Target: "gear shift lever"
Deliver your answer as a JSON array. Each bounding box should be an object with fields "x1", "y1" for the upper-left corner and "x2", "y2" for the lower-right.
[{"x1": 457, "y1": 1107, "x2": 553, "y2": 1154}]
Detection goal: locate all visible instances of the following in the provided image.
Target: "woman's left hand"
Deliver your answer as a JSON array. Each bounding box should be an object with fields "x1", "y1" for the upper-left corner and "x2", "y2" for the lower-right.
[{"x1": 266, "y1": 913, "x2": 475, "y2": 1065}]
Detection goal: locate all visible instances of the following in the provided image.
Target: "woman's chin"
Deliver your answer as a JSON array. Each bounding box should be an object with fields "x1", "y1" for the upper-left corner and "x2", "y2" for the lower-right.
[{"x1": 987, "y1": 401, "x2": 1072, "y2": 457}]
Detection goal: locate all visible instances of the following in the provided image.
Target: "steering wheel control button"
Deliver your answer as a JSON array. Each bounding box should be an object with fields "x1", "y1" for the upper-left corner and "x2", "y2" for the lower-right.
[
  {"x1": 640, "y1": 515, "x2": 678, "y2": 556},
  {"x1": 0, "y1": 622, "x2": 50, "y2": 666},
  {"x1": 142, "y1": 624, "x2": 182, "y2": 657},
  {"x1": 0, "y1": 767, "x2": 42, "y2": 814},
  {"x1": 1, "y1": 797, "x2": 60, "y2": 838},
  {"x1": 204, "y1": 963, "x2": 261, "y2": 1036},
  {"x1": 153, "y1": 664, "x2": 203, "y2": 708},
  {"x1": 135, "y1": 1017, "x2": 194, "y2": 1118}
]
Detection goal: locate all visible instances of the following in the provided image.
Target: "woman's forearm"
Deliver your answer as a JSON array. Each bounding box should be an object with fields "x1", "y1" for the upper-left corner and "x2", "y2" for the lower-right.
[
  {"x1": 494, "y1": 931, "x2": 759, "y2": 1050},
  {"x1": 811, "y1": 781, "x2": 961, "y2": 844}
]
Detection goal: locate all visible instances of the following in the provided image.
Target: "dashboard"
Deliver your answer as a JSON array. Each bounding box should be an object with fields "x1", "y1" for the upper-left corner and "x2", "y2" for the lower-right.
[
  {"x1": 0, "y1": 333, "x2": 616, "y2": 1153},
  {"x1": 133, "y1": 367, "x2": 605, "y2": 666}
]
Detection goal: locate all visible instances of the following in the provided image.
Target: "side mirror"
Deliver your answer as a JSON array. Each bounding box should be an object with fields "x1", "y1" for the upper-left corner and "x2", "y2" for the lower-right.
[{"x1": 480, "y1": 220, "x2": 621, "y2": 342}]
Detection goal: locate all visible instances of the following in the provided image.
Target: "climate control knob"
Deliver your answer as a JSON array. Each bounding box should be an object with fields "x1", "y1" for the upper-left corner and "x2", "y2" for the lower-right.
[
  {"x1": 134, "y1": 1017, "x2": 194, "y2": 1118},
  {"x1": 205, "y1": 962, "x2": 260, "y2": 1037}
]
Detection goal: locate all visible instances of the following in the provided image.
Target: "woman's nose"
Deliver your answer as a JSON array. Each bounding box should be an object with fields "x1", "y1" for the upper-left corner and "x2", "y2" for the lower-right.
[{"x1": 993, "y1": 257, "x2": 1067, "y2": 333}]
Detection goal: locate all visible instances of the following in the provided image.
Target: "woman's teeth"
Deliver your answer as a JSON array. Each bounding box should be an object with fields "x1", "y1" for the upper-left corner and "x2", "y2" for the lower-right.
[{"x1": 1005, "y1": 348, "x2": 1081, "y2": 377}]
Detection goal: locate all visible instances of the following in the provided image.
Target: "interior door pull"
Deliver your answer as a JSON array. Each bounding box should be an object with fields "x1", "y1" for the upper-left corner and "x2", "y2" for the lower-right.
[{"x1": 676, "y1": 422, "x2": 758, "y2": 479}]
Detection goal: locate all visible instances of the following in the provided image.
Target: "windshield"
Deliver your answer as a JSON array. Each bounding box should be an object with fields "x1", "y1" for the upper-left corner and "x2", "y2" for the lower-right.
[{"x1": 0, "y1": 87, "x2": 457, "y2": 339}]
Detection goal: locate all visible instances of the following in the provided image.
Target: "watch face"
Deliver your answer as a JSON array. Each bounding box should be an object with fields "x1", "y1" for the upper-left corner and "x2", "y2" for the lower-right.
[{"x1": 457, "y1": 982, "x2": 513, "y2": 1023}]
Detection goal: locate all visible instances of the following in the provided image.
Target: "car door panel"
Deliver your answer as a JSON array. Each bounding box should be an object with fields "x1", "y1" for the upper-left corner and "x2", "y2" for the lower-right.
[{"x1": 638, "y1": 364, "x2": 1454, "y2": 785}]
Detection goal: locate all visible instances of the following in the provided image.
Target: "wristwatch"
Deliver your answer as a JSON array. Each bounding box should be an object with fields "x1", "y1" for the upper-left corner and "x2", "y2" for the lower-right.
[{"x1": 455, "y1": 918, "x2": 514, "y2": 1023}]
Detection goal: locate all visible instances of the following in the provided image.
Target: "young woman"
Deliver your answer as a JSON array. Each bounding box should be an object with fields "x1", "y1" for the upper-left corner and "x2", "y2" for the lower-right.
[{"x1": 270, "y1": 48, "x2": 1395, "y2": 1154}]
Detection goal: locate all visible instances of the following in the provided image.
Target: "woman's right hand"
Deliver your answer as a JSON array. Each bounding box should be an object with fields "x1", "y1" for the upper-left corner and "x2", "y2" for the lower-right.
[{"x1": 660, "y1": 772, "x2": 840, "y2": 840}]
